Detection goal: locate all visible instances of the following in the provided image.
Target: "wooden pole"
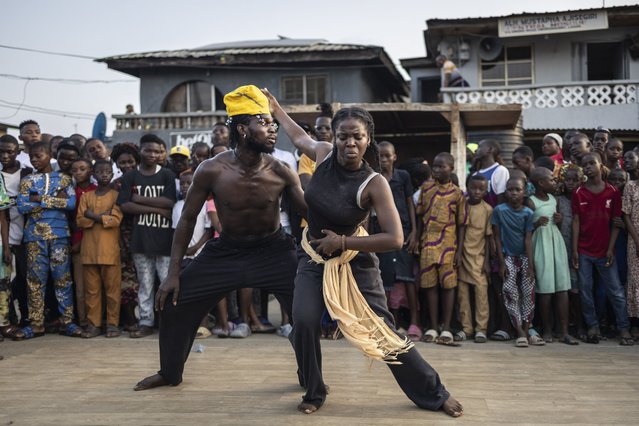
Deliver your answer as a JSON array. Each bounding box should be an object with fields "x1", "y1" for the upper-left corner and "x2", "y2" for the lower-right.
[{"x1": 448, "y1": 104, "x2": 467, "y2": 190}]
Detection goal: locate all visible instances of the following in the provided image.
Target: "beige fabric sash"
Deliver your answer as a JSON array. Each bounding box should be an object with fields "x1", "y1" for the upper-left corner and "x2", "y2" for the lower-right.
[{"x1": 301, "y1": 226, "x2": 414, "y2": 364}]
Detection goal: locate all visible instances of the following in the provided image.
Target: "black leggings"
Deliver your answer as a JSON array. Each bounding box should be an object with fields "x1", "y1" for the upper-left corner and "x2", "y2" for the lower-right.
[
  {"x1": 291, "y1": 251, "x2": 450, "y2": 410},
  {"x1": 157, "y1": 229, "x2": 297, "y2": 385}
]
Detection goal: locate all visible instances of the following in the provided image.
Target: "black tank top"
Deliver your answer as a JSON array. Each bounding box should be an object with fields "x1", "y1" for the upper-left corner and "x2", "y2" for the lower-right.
[{"x1": 305, "y1": 152, "x2": 378, "y2": 238}]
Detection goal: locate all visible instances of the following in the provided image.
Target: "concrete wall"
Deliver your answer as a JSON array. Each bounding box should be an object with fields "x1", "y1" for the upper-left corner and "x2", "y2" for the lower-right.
[
  {"x1": 407, "y1": 25, "x2": 639, "y2": 131},
  {"x1": 138, "y1": 66, "x2": 391, "y2": 114},
  {"x1": 440, "y1": 26, "x2": 639, "y2": 87}
]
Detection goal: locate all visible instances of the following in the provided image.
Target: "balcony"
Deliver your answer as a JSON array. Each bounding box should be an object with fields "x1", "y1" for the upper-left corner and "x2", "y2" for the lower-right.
[
  {"x1": 110, "y1": 111, "x2": 229, "y2": 146},
  {"x1": 113, "y1": 111, "x2": 228, "y2": 131},
  {"x1": 441, "y1": 80, "x2": 639, "y2": 130}
]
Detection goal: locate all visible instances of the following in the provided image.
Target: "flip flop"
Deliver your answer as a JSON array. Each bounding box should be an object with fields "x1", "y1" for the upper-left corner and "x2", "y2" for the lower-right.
[
  {"x1": 515, "y1": 336, "x2": 528, "y2": 347},
  {"x1": 421, "y1": 329, "x2": 438, "y2": 343},
  {"x1": 436, "y1": 330, "x2": 461, "y2": 347}
]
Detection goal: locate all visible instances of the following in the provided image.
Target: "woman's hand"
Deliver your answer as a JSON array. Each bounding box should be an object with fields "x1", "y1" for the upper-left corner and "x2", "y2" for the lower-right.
[
  {"x1": 309, "y1": 229, "x2": 342, "y2": 257},
  {"x1": 261, "y1": 88, "x2": 282, "y2": 115}
]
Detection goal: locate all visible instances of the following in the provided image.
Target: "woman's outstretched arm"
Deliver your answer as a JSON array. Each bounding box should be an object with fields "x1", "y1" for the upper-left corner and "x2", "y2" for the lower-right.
[{"x1": 262, "y1": 88, "x2": 332, "y2": 164}]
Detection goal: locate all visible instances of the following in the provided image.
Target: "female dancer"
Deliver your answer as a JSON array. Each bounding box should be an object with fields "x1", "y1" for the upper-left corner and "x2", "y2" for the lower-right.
[{"x1": 263, "y1": 89, "x2": 462, "y2": 417}]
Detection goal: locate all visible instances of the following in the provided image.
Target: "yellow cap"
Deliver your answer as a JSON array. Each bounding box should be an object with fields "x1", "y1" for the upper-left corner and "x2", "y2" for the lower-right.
[
  {"x1": 224, "y1": 85, "x2": 270, "y2": 117},
  {"x1": 170, "y1": 145, "x2": 190, "y2": 157}
]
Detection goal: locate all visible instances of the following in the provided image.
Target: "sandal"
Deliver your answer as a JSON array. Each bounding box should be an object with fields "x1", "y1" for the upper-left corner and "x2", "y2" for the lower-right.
[
  {"x1": 436, "y1": 330, "x2": 461, "y2": 347},
  {"x1": 407, "y1": 324, "x2": 422, "y2": 341},
  {"x1": 60, "y1": 323, "x2": 83, "y2": 338},
  {"x1": 474, "y1": 331, "x2": 487, "y2": 343},
  {"x1": 250, "y1": 324, "x2": 276, "y2": 334},
  {"x1": 105, "y1": 325, "x2": 121, "y2": 338},
  {"x1": 490, "y1": 330, "x2": 512, "y2": 341},
  {"x1": 0, "y1": 325, "x2": 21, "y2": 338},
  {"x1": 82, "y1": 325, "x2": 102, "y2": 339},
  {"x1": 130, "y1": 325, "x2": 153, "y2": 338},
  {"x1": 454, "y1": 331, "x2": 471, "y2": 342},
  {"x1": 196, "y1": 326, "x2": 211, "y2": 339},
  {"x1": 528, "y1": 335, "x2": 546, "y2": 346},
  {"x1": 619, "y1": 336, "x2": 636, "y2": 346},
  {"x1": 561, "y1": 335, "x2": 579, "y2": 345},
  {"x1": 11, "y1": 326, "x2": 45, "y2": 341},
  {"x1": 421, "y1": 329, "x2": 438, "y2": 343},
  {"x1": 515, "y1": 336, "x2": 529, "y2": 347}
]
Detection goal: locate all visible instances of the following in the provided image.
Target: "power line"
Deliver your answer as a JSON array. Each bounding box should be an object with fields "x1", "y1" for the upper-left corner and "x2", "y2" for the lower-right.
[
  {"x1": 0, "y1": 98, "x2": 96, "y2": 120},
  {"x1": 0, "y1": 43, "x2": 96, "y2": 60},
  {"x1": 0, "y1": 73, "x2": 136, "y2": 84},
  {"x1": 0, "y1": 80, "x2": 30, "y2": 119}
]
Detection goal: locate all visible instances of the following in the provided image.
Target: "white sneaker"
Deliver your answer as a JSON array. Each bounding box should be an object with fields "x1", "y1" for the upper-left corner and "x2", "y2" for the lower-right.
[
  {"x1": 277, "y1": 323, "x2": 292, "y2": 338},
  {"x1": 229, "y1": 322, "x2": 251, "y2": 338}
]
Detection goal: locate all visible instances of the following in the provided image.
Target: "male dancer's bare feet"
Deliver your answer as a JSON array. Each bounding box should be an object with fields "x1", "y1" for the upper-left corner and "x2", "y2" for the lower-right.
[
  {"x1": 441, "y1": 396, "x2": 463, "y2": 417},
  {"x1": 134, "y1": 374, "x2": 169, "y2": 391}
]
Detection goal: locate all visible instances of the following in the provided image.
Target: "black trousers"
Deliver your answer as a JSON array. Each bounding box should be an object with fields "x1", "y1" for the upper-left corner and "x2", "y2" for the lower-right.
[
  {"x1": 157, "y1": 229, "x2": 297, "y2": 385},
  {"x1": 291, "y1": 251, "x2": 450, "y2": 410}
]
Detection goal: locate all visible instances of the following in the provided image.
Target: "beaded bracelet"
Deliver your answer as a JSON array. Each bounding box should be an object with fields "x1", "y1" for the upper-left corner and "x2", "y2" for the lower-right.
[{"x1": 341, "y1": 234, "x2": 346, "y2": 252}]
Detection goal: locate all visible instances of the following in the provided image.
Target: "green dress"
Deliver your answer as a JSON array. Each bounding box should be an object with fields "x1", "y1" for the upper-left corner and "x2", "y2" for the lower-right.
[{"x1": 530, "y1": 194, "x2": 571, "y2": 294}]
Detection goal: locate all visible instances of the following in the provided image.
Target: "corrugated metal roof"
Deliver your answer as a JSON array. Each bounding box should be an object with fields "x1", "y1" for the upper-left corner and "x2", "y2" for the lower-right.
[
  {"x1": 99, "y1": 40, "x2": 372, "y2": 62},
  {"x1": 194, "y1": 38, "x2": 328, "y2": 50}
]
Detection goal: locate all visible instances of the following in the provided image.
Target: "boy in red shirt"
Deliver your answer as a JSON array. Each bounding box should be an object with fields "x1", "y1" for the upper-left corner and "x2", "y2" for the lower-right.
[{"x1": 571, "y1": 153, "x2": 633, "y2": 345}]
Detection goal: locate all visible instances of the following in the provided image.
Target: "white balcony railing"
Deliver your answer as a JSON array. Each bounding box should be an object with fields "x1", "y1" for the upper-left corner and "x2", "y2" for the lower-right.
[
  {"x1": 113, "y1": 111, "x2": 228, "y2": 131},
  {"x1": 442, "y1": 80, "x2": 638, "y2": 109}
]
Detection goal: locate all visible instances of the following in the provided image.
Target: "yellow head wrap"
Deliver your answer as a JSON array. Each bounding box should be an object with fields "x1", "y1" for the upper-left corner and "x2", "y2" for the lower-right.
[{"x1": 224, "y1": 85, "x2": 270, "y2": 117}]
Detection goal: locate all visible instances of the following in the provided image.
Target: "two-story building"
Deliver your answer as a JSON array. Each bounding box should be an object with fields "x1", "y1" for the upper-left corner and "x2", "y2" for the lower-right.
[
  {"x1": 401, "y1": 5, "x2": 639, "y2": 153},
  {"x1": 97, "y1": 38, "x2": 409, "y2": 149}
]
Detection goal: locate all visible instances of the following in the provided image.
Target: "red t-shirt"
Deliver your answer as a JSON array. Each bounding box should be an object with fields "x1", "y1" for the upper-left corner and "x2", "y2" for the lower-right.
[{"x1": 572, "y1": 183, "x2": 621, "y2": 258}]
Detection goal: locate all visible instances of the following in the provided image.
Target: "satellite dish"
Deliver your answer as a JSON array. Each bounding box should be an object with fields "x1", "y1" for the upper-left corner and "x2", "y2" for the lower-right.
[
  {"x1": 92, "y1": 112, "x2": 107, "y2": 141},
  {"x1": 478, "y1": 37, "x2": 503, "y2": 61}
]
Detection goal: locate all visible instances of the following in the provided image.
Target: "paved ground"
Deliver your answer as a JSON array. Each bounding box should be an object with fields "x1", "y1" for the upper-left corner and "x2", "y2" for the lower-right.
[{"x1": 1, "y1": 329, "x2": 638, "y2": 425}]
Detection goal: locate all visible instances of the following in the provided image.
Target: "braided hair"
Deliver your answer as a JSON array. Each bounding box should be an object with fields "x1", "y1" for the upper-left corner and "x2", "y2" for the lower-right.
[
  {"x1": 226, "y1": 114, "x2": 252, "y2": 149},
  {"x1": 331, "y1": 107, "x2": 381, "y2": 172}
]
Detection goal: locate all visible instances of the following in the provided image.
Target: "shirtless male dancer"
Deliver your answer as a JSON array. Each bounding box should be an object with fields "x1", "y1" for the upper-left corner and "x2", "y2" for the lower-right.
[{"x1": 134, "y1": 85, "x2": 305, "y2": 391}]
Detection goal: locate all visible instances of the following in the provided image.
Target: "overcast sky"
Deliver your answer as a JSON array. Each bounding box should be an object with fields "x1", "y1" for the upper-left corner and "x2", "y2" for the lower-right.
[{"x1": 1, "y1": 0, "x2": 635, "y2": 137}]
